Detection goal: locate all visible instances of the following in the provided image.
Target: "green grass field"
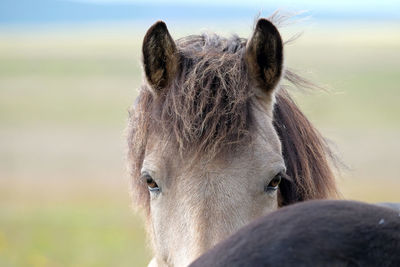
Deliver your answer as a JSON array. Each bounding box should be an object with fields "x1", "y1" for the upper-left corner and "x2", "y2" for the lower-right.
[{"x1": 0, "y1": 21, "x2": 399, "y2": 266}]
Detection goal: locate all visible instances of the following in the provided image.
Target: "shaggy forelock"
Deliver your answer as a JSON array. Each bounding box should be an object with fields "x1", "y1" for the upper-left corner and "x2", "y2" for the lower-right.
[
  {"x1": 127, "y1": 33, "x2": 257, "y2": 210},
  {"x1": 138, "y1": 33, "x2": 254, "y2": 160},
  {"x1": 127, "y1": 23, "x2": 339, "y2": 212},
  {"x1": 177, "y1": 33, "x2": 246, "y2": 54}
]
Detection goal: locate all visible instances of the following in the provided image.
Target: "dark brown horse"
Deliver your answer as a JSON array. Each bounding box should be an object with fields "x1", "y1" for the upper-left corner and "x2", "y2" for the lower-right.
[
  {"x1": 127, "y1": 15, "x2": 339, "y2": 266},
  {"x1": 190, "y1": 200, "x2": 400, "y2": 267}
]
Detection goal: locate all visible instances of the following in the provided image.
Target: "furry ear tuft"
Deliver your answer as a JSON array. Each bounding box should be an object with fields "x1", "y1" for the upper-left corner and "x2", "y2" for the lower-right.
[
  {"x1": 142, "y1": 21, "x2": 178, "y2": 91},
  {"x1": 246, "y1": 19, "x2": 283, "y2": 98}
]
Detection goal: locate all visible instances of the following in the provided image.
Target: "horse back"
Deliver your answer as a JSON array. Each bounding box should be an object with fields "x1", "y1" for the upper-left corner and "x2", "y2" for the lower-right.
[{"x1": 190, "y1": 200, "x2": 400, "y2": 267}]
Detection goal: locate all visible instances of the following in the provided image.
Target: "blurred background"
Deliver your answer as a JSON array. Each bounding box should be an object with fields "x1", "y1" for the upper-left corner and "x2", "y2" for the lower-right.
[{"x1": 0, "y1": 0, "x2": 399, "y2": 266}]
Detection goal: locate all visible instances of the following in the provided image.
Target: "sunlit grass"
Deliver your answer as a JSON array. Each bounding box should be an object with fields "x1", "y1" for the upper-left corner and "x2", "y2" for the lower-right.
[{"x1": 0, "y1": 187, "x2": 151, "y2": 267}]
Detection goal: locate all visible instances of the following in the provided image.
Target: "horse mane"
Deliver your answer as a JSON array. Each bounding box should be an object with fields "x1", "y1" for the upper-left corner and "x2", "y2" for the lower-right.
[
  {"x1": 274, "y1": 88, "x2": 339, "y2": 205},
  {"x1": 127, "y1": 19, "x2": 339, "y2": 213}
]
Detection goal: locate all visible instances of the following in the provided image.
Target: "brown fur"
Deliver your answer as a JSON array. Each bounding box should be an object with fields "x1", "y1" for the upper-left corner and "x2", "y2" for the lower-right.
[
  {"x1": 190, "y1": 200, "x2": 400, "y2": 267},
  {"x1": 127, "y1": 23, "x2": 339, "y2": 215},
  {"x1": 142, "y1": 21, "x2": 179, "y2": 90},
  {"x1": 246, "y1": 18, "x2": 283, "y2": 94},
  {"x1": 274, "y1": 89, "x2": 339, "y2": 205}
]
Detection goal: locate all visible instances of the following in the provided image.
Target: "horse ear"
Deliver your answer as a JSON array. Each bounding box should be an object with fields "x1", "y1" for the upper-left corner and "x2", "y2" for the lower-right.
[
  {"x1": 142, "y1": 21, "x2": 178, "y2": 92},
  {"x1": 246, "y1": 19, "x2": 283, "y2": 99}
]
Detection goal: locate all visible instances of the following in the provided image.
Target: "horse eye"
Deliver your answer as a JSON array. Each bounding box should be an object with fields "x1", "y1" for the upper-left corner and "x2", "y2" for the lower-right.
[
  {"x1": 265, "y1": 173, "x2": 282, "y2": 191},
  {"x1": 143, "y1": 174, "x2": 160, "y2": 192}
]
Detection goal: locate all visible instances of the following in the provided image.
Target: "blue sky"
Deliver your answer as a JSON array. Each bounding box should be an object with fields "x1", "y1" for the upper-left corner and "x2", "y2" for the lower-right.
[
  {"x1": 1, "y1": 0, "x2": 399, "y2": 25},
  {"x1": 70, "y1": 0, "x2": 398, "y2": 6},
  {"x1": 68, "y1": 0, "x2": 400, "y2": 10}
]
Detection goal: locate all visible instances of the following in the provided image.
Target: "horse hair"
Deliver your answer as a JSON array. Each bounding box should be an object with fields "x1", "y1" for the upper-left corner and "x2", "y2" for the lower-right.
[
  {"x1": 127, "y1": 17, "x2": 340, "y2": 214},
  {"x1": 189, "y1": 200, "x2": 400, "y2": 267}
]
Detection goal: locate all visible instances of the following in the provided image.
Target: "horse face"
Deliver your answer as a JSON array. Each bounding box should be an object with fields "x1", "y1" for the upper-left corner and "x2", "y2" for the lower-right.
[
  {"x1": 142, "y1": 107, "x2": 284, "y2": 266},
  {"x1": 133, "y1": 19, "x2": 285, "y2": 267}
]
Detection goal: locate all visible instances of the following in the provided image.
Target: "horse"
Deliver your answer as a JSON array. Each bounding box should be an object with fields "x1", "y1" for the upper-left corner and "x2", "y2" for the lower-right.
[
  {"x1": 127, "y1": 16, "x2": 339, "y2": 267},
  {"x1": 189, "y1": 200, "x2": 400, "y2": 267}
]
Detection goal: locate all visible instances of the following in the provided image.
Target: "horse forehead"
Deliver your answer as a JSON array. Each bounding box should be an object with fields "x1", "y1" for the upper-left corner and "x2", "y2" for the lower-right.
[
  {"x1": 143, "y1": 99, "x2": 281, "y2": 175},
  {"x1": 145, "y1": 133, "x2": 281, "y2": 177}
]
